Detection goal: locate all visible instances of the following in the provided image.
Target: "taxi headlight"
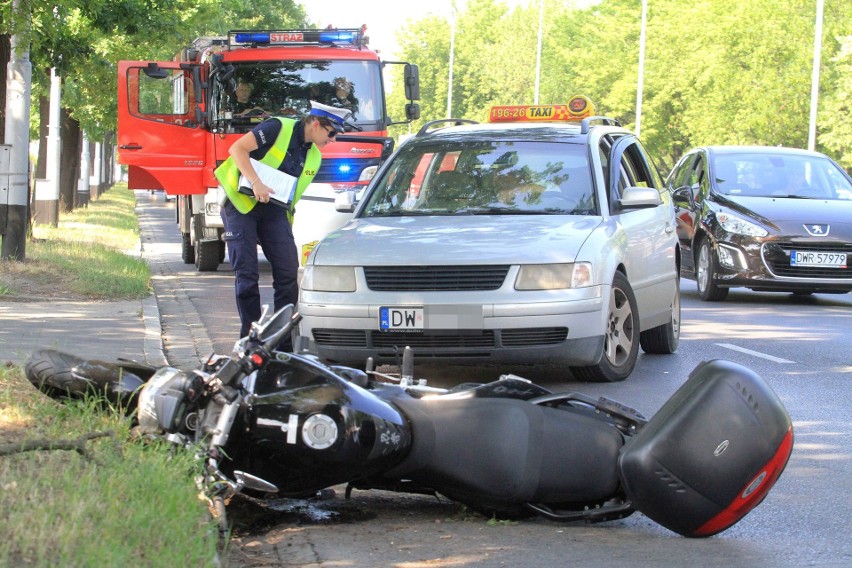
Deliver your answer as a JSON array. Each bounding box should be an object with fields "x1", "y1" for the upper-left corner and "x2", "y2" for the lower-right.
[
  {"x1": 515, "y1": 262, "x2": 592, "y2": 290},
  {"x1": 301, "y1": 266, "x2": 356, "y2": 292}
]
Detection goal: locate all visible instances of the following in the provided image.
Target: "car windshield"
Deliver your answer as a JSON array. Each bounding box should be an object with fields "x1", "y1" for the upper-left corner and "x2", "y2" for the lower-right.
[
  {"x1": 712, "y1": 153, "x2": 852, "y2": 200},
  {"x1": 360, "y1": 139, "x2": 597, "y2": 217}
]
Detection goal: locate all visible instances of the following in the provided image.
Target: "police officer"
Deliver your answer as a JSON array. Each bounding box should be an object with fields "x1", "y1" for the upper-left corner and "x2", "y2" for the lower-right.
[{"x1": 215, "y1": 101, "x2": 351, "y2": 348}]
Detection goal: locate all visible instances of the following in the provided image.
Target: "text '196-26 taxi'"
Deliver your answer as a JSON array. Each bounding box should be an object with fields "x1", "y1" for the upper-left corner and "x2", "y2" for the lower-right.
[{"x1": 298, "y1": 96, "x2": 680, "y2": 382}]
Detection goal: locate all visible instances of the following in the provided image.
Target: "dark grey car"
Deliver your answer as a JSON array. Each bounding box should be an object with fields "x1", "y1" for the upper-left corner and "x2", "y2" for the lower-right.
[{"x1": 666, "y1": 145, "x2": 852, "y2": 301}]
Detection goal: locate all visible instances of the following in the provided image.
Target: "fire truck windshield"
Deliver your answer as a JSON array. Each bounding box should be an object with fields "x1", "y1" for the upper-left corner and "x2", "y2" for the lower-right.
[{"x1": 213, "y1": 60, "x2": 384, "y2": 131}]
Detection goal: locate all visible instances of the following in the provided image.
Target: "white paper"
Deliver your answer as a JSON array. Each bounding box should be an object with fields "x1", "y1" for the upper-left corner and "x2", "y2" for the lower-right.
[{"x1": 239, "y1": 159, "x2": 298, "y2": 205}]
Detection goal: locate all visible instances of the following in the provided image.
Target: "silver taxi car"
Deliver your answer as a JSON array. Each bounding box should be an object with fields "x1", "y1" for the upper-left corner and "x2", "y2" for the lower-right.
[{"x1": 299, "y1": 98, "x2": 680, "y2": 381}]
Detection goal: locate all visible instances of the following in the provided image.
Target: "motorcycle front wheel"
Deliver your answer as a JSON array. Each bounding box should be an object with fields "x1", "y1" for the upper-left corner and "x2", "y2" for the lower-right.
[{"x1": 25, "y1": 349, "x2": 155, "y2": 410}]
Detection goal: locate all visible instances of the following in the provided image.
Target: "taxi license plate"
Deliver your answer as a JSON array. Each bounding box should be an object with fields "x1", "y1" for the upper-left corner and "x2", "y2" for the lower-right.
[
  {"x1": 790, "y1": 251, "x2": 847, "y2": 268},
  {"x1": 380, "y1": 307, "x2": 424, "y2": 331}
]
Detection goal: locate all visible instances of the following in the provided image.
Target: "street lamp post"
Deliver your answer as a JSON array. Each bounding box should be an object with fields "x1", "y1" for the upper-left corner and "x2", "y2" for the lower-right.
[
  {"x1": 635, "y1": 0, "x2": 648, "y2": 137},
  {"x1": 807, "y1": 0, "x2": 824, "y2": 151},
  {"x1": 447, "y1": 2, "x2": 457, "y2": 119},
  {"x1": 534, "y1": 0, "x2": 544, "y2": 104}
]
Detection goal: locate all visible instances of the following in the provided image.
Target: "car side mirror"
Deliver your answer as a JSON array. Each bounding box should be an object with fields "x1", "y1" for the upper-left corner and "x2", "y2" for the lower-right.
[
  {"x1": 334, "y1": 190, "x2": 357, "y2": 213},
  {"x1": 618, "y1": 186, "x2": 662, "y2": 211},
  {"x1": 672, "y1": 185, "x2": 696, "y2": 209}
]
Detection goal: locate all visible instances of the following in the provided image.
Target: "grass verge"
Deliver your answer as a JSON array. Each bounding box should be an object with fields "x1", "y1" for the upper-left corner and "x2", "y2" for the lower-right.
[
  {"x1": 0, "y1": 183, "x2": 151, "y2": 300},
  {"x1": 1, "y1": 186, "x2": 220, "y2": 566},
  {"x1": 0, "y1": 365, "x2": 220, "y2": 567}
]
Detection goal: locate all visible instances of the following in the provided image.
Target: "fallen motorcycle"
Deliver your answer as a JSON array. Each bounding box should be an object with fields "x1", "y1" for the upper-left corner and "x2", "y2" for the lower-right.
[{"x1": 25, "y1": 305, "x2": 793, "y2": 538}]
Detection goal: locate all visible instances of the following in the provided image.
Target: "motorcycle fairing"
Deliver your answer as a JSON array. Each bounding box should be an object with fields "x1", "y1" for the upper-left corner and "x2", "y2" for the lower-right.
[
  {"x1": 618, "y1": 359, "x2": 793, "y2": 537},
  {"x1": 384, "y1": 395, "x2": 624, "y2": 512}
]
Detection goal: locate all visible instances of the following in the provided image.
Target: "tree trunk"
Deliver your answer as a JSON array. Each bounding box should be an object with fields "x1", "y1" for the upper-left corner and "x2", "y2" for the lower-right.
[
  {"x1": 0, "y1": 33, "x2": 8, "y2": 139},
  {"x1": 59, "y1": 109, "x2": 80, "y2": 212},
  {"x1": 35, "y1": 95, "x2": 49, "y2": 179}
]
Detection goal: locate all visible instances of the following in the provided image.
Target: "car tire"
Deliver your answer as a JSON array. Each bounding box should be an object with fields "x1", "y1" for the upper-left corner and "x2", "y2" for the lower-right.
[
  {"x1": 696, "y1": 238, "x2": 729, "y2": 301},
  {"x1": 640, "y1": 278, "x2": 680, "y2": 354},
  {"x1": 571, "y1": 272, "x2": 639, "y2": 382}
]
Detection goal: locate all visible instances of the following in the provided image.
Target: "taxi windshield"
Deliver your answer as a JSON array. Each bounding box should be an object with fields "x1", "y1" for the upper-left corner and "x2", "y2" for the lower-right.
[{"x1": 361, "y1": 140, "x2": 597, "y2": 217}]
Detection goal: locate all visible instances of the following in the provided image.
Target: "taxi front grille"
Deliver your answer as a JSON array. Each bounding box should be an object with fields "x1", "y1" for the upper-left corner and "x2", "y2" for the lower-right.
[
  {"x1": 311, "y1": 328, "x2": 569, "y2": 350},
  {"x1": 312, "y1": 329, "x2": 367, "y2": 348},
  {"x1": 501, "y1": 327, "x2": 568, "y2": 346},
  {"x1": 763, "y1": 242, "x2": 852, "y2": 279},
  {"x1": 364, "y1": 265, "x2": 510, "y2": 291},
  {"x1": 371, "y1": 331, "x2": 495, "y2": 349}
]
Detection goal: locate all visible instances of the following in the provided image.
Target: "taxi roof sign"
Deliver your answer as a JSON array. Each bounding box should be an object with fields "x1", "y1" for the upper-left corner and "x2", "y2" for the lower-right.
[{"x1": 489, "y1": 95, "x2": 596, "y2": 123}]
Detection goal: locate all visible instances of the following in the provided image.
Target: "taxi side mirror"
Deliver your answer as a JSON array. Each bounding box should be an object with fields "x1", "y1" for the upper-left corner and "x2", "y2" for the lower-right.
[{"x1": 334, "y1": 190, "x2": 357, "y2": 213}]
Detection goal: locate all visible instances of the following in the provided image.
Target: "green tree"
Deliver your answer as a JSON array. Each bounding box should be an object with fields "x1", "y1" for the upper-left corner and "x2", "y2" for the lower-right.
[
  {"x1": 818, "y1": 35, "x2": 852, "y2": 169},
  {"x1": 392, "y1": 0, "x2": 851, "y2": 171}
]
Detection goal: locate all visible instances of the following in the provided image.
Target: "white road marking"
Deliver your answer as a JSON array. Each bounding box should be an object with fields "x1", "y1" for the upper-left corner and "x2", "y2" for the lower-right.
[{"x1": 715, "y1": 343, "x2": 796, "y2": 364}]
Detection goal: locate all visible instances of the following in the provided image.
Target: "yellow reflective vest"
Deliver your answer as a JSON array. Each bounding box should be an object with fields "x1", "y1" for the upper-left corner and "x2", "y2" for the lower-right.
[{"x1": 214, "y1": 118, "x2": 321, "y2": 223}]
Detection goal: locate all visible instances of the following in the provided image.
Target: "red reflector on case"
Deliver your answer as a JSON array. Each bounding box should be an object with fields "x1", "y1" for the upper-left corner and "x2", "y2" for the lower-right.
[{"x1": 693, "y1": 425, "x2": 794, "y2": 537}]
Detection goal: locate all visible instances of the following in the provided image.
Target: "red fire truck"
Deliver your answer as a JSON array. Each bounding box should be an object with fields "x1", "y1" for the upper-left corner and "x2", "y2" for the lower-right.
[{"x1": 117, "y1": 28, "x2": 419, "y2": 270}]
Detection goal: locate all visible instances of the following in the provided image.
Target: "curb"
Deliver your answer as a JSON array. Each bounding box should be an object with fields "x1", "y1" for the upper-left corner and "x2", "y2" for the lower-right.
[{"x1": 142, "y1": 294, "x2": 168, "y2": 367}]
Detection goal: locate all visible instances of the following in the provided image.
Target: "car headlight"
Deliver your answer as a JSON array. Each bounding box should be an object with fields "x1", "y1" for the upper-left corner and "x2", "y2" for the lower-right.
[
  {"x1": 301, "y1": 266, "x2": 356, "y2": 292},
  {"x1": 515, "y1": 262, "x2": 592, "y2": 290},
  {"x1": 717, "y1": 212, "x2": 768, "y2": 237}
]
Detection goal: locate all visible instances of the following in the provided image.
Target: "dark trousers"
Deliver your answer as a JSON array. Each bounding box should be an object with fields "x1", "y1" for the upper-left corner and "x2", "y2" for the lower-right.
[{"x1": 221, "y1": 200, "x2": 299, "y2": 343}]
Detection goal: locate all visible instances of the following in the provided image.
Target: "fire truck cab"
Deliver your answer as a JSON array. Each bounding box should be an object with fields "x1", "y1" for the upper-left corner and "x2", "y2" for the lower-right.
[{"x1": 117, "y1": 28, "x2": 419, "y2": 270}]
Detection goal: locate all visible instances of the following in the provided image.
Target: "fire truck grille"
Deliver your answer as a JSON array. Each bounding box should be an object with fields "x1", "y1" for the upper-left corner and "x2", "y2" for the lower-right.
[{"x1": 363, "y1": 266, "x2": 510, "y2": 291}]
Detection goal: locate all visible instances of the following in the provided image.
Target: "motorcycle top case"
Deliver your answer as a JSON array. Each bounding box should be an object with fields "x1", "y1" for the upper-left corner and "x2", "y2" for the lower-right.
[{"x1": 618, "y1": 359, "x2": 793, "y2": 537}]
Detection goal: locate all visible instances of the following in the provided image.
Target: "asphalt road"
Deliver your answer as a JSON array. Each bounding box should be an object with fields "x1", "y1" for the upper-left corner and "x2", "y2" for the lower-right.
[{"x1": 138, "y1": 190, "x2": 852, "y2": 567}]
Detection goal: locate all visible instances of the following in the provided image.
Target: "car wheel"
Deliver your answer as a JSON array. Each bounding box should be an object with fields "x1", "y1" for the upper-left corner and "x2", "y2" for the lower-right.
[
  {"x1": 696, "y1": 238, "x2": 729, "y2": 301},
  {"x1": 640, "y1": 277, "x2": 680, "y2": 354},
  {"x1": 571, "y1": 272, "x2": 639, "y2": 382}
]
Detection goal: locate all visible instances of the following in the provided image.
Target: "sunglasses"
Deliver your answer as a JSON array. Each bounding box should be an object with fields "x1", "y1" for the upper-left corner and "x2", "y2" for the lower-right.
[{"x1": 320, "y1": 123, "x2": 338, "y2": 138}]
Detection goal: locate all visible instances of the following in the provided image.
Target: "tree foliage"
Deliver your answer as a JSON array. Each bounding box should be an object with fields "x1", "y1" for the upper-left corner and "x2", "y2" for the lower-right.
[
  {"x1": 1, "y1": 0, "x2": 308, "y2": 139},
  {"x1": 392, "y1": 0, "x2": 852, "y2": 171}
]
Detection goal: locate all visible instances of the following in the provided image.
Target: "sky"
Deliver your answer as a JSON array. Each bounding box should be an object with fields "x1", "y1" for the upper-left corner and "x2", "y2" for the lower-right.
[{"x1": 300, "y1": 0, "x2": 531, "y2": 59}]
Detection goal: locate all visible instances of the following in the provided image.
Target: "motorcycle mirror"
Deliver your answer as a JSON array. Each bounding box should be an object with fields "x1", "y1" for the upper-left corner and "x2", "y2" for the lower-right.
[{"x1": 257, "y1": 304, "x2": 297, "y2": 349}]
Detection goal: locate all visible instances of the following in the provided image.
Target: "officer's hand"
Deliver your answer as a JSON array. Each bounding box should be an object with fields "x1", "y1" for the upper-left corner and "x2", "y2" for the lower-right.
[{"x1": 253, "y1": 181, "x2": 276, "y2": 203}]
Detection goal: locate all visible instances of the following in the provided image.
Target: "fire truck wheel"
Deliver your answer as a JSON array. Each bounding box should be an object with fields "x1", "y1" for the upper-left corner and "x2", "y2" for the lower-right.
[
  {"x1": 181, "y1": 233, "x2": 195, "y2": 264},
  {"x1": 195, "y1": 240, "x2": 221, "y2": 271}
]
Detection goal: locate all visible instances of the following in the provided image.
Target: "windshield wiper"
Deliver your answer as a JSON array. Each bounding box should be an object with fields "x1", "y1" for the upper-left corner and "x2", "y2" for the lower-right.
[
  {"x1": 366, "y1": 210, "x2": 451, "y2": 217},
  {"x1": 454, "y1": 207, "x2": 568, "y2": 215}
]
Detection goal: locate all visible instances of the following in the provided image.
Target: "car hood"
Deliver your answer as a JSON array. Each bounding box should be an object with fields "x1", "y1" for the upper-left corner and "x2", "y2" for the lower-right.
[
  {"x1": 719, "y1": 195, "x2": 852, "y2": 235},
  {"x1": 310, "y1": 215, "x2": 603, "y2": 266}
]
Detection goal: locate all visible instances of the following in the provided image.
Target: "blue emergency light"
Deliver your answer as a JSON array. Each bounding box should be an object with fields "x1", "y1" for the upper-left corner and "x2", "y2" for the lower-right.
[{"x1": 230, "y1": 29, "x2": 363, "y2": 48}]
